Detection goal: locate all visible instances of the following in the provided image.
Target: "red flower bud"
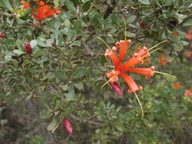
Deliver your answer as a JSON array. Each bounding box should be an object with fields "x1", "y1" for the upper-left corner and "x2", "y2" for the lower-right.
[
  {"x1": 32, "y1": 94, "x2": 37, "y2": 98},
  {"x1": 51, "y1": 41, "x2": 55, "y2": 46},
  {"x1": 139, "y1": 21, "x2": 145, "y2": 28},
  {"x1": 63, "y1": 119, "x2": 73, "y2": 134},
  {"x1": 50, "y1": 14, "x2": 55, "y2": 18},
  {"x1": 0, "y1": 33, "x2": 6, "y2": 39},
  {"x1": 109, "y1": 82, "x2": 123, "y2": 95},
  {"x1": 25, "y1": 42, "x2": 32, "y2": 54}
]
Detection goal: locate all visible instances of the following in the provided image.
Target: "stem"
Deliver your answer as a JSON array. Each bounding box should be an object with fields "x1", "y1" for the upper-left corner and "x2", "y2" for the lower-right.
[
  {"x1": 96, "y1": 36, "x2": 111, "y2": 50},
  {"x1": 123, "y1": 17, "x2": 127, "y2": 40},
  {"x1": 101, "y1": 78, "x2": 112, "y2": 88},
  {"x1": 154, "y1": 71, "x2": 176, "y2": 79},
  {"x1": 150, "y1": 47, "x2": 162, "y2": 54},
  {"x1": 134, "y1": 92, "x2": 144, "y2": 119},
  {"x1": 148, "y1": 40, "x2": 169, "y2": 51}
]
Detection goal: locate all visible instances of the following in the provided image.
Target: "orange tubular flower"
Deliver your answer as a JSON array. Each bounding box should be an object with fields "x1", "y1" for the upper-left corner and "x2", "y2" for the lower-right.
[
  {"x1": 185, "y1": 30, "x2": 192, "y2": 40},
  {"x1": 116, "y1": 40, "x2": 132, "y2": 63},
  {"x1": 120, "y1": 72, "x2": 143, "y2": 93},
  {"x1": 173, "y1": 82, "x2": 181, "y2": 89},
  {"x1": 158, "y1": 53, "x2": 169, "y2": 65},
  {"x1": 106, "y1": 70, "x2": 120, "y2": 82},
  {"x1": 184, "y1": 90, "x2": 192, "y2": 97},
  {"x1": 21, "y1": 0, "x2": 30, "y2": 8},
  {"x1": 105, "y1": 46, "x2": 120, "y2": 68},
  {"x1": 36, "y1": 1, "x2": 45, "y2": 6},
  {"x1": 123, "y1": 66, "x2": 155, "y2": 79},
  {"x1": 54, "y1": 7, "x2": 61, "y2": 15},
  {"x1": 32, "y1": 5, "x2": 55, "y2": 21}
]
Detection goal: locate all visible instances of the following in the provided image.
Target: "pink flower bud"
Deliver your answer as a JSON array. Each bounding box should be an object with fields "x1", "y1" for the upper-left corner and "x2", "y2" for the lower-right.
[
  {"x1": 50, "y1": 14, "x2": 55, "y2": 18},
  {"x1": 109, "y1": 82, "x2": 123, "y2": 95},
  {"x1": 25, "y1": 42, "x2": 32, "y2": 54},
  {"x1": 51, "y1": 41, "x2": 55, "y2": 46},
  {"x1": 139, "y1": 21, "x2": 145, "y2": 28},
  {"x1": 0, "y1": 33, "x2": 6, "y2": 39},
  {"x1": 32, "y1": 94, "x2": 37, "y2": 98},
  {"x1": 63, "y1": 119, "x2": 73, "y2": 134}
]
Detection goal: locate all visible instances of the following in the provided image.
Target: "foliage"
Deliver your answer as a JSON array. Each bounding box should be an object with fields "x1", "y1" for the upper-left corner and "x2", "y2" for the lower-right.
[{"x1": 0, "y1": 0, "x2": 192, "y2": 143}]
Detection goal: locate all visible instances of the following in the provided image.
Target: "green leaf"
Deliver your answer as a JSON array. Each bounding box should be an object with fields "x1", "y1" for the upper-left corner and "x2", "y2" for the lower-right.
[
  {"x1": 59, "y1": 84, "x2": 68, "y2": 91},
  {"x1": 74, "y1": 20, "x2": 81, "y2": 31},
  {"x1": 127, "y1": 15, "x2": 136, "y2": 23},
  {"x1": 182, "y1": 1, "x2": 192, "y2": 8},
  {"x1": 47, "y1": 117, "x2": 59, "y2": 133},
  {"x1": 2, "y1": 0, "x2": 12, "y2": 10},
  {"x1": 54, "y1": 97, "x2": 61, "y2": 110},
  {"x1": 37, "y1": 40, "x2": 47, "y2": 47},
  {"x1": 30, "y1": 40, "x2": 37, "y2": 48},
  {"x1": 74, "y1": 82, "x2": 84, "y2": 90},
  {"x1": 138, "y1": 0, "x2": 150, "y2": 5},
  {"x1": 40, "y1": 110, "x2": 51, "y2": 119},
  {"x1": 111, "y1": 14, "x2": 119, "y2": 25},
  {"x1": 82, "y1": 1, "x2": 91, "y2": 12},
  {"x1": 16, "y1": 39, "x2": 22, "y2": 50},
  {"x1": 183, "y1": 19, "x2": 192, "y2": 27},
  {"x1": 74, "y1": 68, "x2": 86, "y2": 79},
  {"x1": 55, "y1": 70, "x2": 67, "y2": 79},
  {"x1": 65, "y1": 86, "x2": 75, "y2": 101},
  {"x1": 13, "y1": 50, "x2": 24, "y2": 55},
  {"x1": 172, "y1": 43, "x2": 183, "y2": 51},
  {"x1": 4, "y1": 55, "x2": 12, "y2": 61},
  {"x1": 65, "y1": 0, "x2": 76, "y2": 12}
]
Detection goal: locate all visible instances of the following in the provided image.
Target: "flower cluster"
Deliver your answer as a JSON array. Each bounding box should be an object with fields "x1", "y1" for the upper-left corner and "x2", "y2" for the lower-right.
[
  {"x1": 105, "y1": 40, "x2": 155, "y2": 94},
  {"x1": 21, "y1": 1, "x2": 60, "y2": 21}
]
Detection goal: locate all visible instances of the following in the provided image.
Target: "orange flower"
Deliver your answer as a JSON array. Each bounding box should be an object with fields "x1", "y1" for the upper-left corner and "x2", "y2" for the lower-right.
[
  {"x1": 185, "y1": 30, "x2": 192, "y2": 40},
  {"x1": 54, "y1": 7, "x2": 61, "y2": 15},
  {"x1": 172, "y1": 32, "x2": 178, "y2": 37},
  {"x1": 105, "y1": 39, "x2": 154, "y2": 93},
  {"x1": 36, "y1": 1, "x2": 45, "y2": 6},
  {"x1": 158, "y1": 54, "x2": 169, "y2": 65},
  {"x1": 184, "y1": 90, "x2": 192, "y2": 97},
  {"x1": 32, "y1": 5, "x2": 55, "y2": 21},
  {"x1": 173, "y1": 82, "x2": 181, "y2": 89},
  {"x1": 183, "y1": 50, "x2": 192, "y2": 59},
  {"x1": 21, "y1": 0, "x2": 30, "y2": 8}
]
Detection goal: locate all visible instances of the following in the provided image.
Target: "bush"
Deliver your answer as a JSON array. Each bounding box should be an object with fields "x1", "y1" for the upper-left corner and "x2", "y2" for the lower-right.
[{"x1": 0, "y1": 0, "x2": 192, "y2": 143}]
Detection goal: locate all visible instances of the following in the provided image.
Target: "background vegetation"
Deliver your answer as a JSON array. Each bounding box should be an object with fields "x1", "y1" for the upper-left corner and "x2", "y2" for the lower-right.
[{"x1": 0, "y1": 0, "x2": 192, "y2": 144}]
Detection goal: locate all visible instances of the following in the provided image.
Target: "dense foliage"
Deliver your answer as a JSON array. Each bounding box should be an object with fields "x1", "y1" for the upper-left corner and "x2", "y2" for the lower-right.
[{"x1": 0, "y1": 0, "x2": 192, "y2": 143}]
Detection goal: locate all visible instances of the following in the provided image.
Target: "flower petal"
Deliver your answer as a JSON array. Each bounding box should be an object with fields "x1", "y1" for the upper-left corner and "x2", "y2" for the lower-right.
[
  {"x1": 123, "y1": 66, "x2": 155, "y2": 79},
  {"x1": 105, "y1": 46, "x2": 120, "y2": 68},
  {"x1": 117, "y1": 53, "x2": 143, "y2": 70},
  {"x1": 116, "y1": 40, "x2": 131, "y2": 63},
  {"x1": 120, "y1": 72, "x2": 143, "y2": 93}
]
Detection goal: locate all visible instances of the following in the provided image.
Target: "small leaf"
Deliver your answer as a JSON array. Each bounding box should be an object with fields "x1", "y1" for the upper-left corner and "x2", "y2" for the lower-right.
[
  {"x1": 13, "y1": 50, "x2": 24, "y2": 55},
  {"x1": 65, "y1": 0, "x2": 76, "y2": 12},
  {"x1": 74, "y1": 20, "x2": 81, "y2": 31},
  {"x1": 74, "y1": 68, "x2": 86, "y2": 79},
  {"x1": 30, "y1": 40, "x2": 37, "y2": 48},
  {"x1": 183, "y1": 19, "x2": 192, "y2": 27},
  {"x1": 127, "y1": 15, "x2": 136, "y2": 23},
  {"x1": 40, "y1": 110, "x2": 51, "y2": 119},
  {"x1": 138, "y1": 0, "x2": 150, "y2": 5},
  {"x1": 55, "y1": 70, "x2": 67, "y2": 79},
  {"x1": 74, "y1": 82, "x2": 84, "y2": 90},
  {"x1": 47, "y1": 117, "x2": 58, "y2": 133},
  {"x1": 37, "y1": 40, "x2": 47, "y2": 47},
  {"x1": 82, "y1": 1, "x2": 91, "y2": 12}
]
